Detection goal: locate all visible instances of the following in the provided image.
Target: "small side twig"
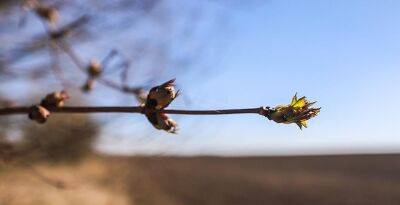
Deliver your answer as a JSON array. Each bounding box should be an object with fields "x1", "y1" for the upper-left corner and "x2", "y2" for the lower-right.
[{"x1": 49, "y1": 42, "x2": 69, "y2": 88}]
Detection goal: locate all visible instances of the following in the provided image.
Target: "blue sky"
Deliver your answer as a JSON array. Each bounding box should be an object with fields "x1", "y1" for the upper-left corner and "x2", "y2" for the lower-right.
[{"x1": 91, "y1": 1, "x2": 400, "y2": 155}]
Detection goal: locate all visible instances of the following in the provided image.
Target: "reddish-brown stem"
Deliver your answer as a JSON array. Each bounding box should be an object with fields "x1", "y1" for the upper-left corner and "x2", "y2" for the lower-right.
[{"x1": 0, "y1": 106, "x2": 266, "y2": 116}]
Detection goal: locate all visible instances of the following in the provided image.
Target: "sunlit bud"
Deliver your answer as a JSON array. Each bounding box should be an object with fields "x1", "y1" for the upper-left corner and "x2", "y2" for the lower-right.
[
  {"x1": 40, "y1": 90, "x2": 69, "y2": 108},
  {"x1": 264, "y1": 93, "x2": 320, "y2": 129},
  {"x1": 87, "y1": 59, "x2": 102, "y2": 77},
  {"x1": 145, "y1": 79, "x2": 179, "y2": 110},
  {"x1": 28, "y1": 105, "x2": 50, "y2": 124},
  {"x1": 146, "y1": 112, "x2": 178, "y2": 134}
]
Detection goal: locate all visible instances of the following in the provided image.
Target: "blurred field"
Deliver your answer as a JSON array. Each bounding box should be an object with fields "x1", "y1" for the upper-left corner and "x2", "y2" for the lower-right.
[{"x1": 2, "y1": 154, "x2": 400, "y2": 205}]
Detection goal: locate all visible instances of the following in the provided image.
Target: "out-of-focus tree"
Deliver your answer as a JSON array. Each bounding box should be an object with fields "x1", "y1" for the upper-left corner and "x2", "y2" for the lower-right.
[
  {"x1": 0, "y1": 0, "x2": 237, "y2": 166},
  {"x1": 0, "y1": 95, "x2": 14, "y2": 139},
  {"x1": 0, "y1": 0, "x2": 222, "y2": 100},
  {"x1": 21, "y1": 113, "x2": 99, "y2": 163},
  {"x1": 0, "y1": 0, "x2": 228, "y2": 160}
]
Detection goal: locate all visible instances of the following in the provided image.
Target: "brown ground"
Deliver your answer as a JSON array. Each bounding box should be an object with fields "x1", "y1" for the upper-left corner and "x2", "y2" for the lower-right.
[{"x1": 1, "y1": 154, "x2": 400, "y2": 205}]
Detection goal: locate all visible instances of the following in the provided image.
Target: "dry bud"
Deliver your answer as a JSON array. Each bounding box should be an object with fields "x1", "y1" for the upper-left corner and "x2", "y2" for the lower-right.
[
  {"x1": 146, "y1": 112, "x2": 178, "y2": 134},
  {"x1": 40, "y1": 90, "x2": 69, "y2": 108},
  {"x1": 145, "y1": 79, "x2": 179, "y2": 110},
  {"x1": 264, "y1": 94, "x2": 321, "y2": 129},
  {"x1": 35, "y1": 6, "x2": 59, "y2": 24},
  {"x1": 23, "y1": 0, "x2": 58, "y2": 24},
  {"x1": 87, "y1": 59, "x2": 102, "y2": 77},
  {"x1": 144, "y1": 79, "x2": 180, "y2": 133},
  {"x1": 28, "y1": 105, "x2": 50, "y2": 124}
]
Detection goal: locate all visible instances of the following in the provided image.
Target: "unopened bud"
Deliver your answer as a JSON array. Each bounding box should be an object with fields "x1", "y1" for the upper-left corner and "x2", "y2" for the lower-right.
[
  {"x1": 145, "y1": 79, "x2": 179, "y2": 110},
  {"x1": 146, "y1": 112, "x2": 178, "y2": 134},
  {"x1": 35, "y1": 6, "x2": 59, "y2": 24},
  {"x1": 87, "y1": 59, "x2": 102, "y2": 77},
  {"x1": 41, "y1": 91, "x2": 69, "y2": 108},
  {"x1": 28, "y1": 105, "x2": 50, "y2": 124}
]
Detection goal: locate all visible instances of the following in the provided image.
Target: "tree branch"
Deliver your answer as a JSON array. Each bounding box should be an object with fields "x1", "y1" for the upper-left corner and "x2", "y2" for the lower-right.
[{"x1": 0, "y1": 106, "x2": 266, "y2": 116}]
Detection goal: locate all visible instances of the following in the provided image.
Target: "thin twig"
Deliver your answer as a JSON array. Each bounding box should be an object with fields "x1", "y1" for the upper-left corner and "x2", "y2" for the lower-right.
[
  {"x1": 56, "y1": 39, "x2": 86, "y2": 71},
  {"x1": 56, "y1": 40, "x2": 145, "y2": 95},
  {"x1": 101, "y1": 49, "x2": 118, "y2": 69},
  {"x1": 49, "y1": 41, "x2": 69, "y2": 88},
  {"x1": 0, "y1": 106, "x2": 265, "y2": 116},
  {"x1": 40, "y1": 17, "x2": 147, "y2": 97}
]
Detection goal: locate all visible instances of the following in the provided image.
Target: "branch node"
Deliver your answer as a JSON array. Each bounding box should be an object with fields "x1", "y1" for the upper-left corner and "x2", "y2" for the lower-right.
[
  {"x1": 143, "y1": 79, "x2": 179, "y2": 133},
  {"x1": 28, "y1": 91, "x2": 69, "y2": 124},
  {"x1": 259, "y1": 106, "x2": 272, "y2": 120}
]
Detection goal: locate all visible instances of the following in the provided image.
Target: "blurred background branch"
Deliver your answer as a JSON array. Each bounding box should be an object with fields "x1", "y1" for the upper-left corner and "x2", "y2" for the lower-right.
[{"x1": 0, "y1": 0, "x2": 234, "y2": 197}]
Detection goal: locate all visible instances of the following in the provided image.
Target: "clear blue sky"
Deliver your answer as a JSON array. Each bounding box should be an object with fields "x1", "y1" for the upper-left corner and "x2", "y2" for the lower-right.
[{"x1": 97, "y1": 1, "x2": 400, "y2": 155}]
